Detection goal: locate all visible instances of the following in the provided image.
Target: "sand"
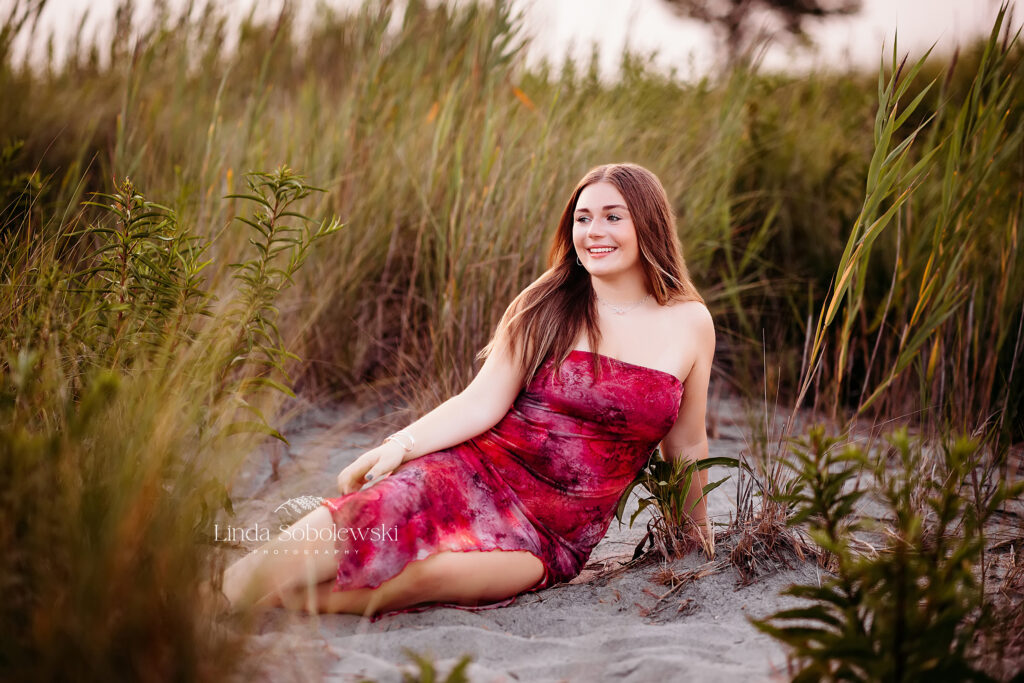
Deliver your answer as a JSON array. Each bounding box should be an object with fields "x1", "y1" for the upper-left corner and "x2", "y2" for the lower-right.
[{"x1": 218, "y1": 396, "x2": 822, "y2": 682}]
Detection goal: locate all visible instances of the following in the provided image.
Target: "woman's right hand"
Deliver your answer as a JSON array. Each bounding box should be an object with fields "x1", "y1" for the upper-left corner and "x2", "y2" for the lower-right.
[{"x1": 336, "y1": 442, "x2": 405, "y2": 495}]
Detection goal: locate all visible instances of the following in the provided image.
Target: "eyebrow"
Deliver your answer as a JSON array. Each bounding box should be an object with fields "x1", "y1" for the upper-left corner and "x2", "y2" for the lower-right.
[{"x1": 574, "y1": 204, "x2": 629, "y2": 213}]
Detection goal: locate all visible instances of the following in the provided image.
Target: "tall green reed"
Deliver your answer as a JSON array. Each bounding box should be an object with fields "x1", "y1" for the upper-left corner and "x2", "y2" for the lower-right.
[
  {"x1": 6, "y1": 0, "x2": 1019, "y2": 445},
  {"x1": 728, "y1": 4, "x2": 1021, "y2": 578}
]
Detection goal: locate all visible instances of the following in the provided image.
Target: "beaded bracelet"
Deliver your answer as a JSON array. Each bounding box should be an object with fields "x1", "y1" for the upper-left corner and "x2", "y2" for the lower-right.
[{"x1": 383, "y1": 430, "x2": 415, "y2": 453}]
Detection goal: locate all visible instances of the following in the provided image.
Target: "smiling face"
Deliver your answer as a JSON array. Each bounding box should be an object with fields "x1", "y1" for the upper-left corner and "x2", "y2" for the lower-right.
[{"x1": 572, "y1": 181, "x2": 641, "y2": 277}]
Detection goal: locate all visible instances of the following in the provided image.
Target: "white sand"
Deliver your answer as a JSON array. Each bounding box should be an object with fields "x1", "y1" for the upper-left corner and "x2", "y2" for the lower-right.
[{"x1": 220, "y1": 397, "x2": 819, "y2": 682}]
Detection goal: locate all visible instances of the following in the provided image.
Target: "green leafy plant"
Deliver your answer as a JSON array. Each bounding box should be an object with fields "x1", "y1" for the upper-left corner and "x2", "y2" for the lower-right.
[
  {"x1": 753, "y1": 424, "x2": 1024, "y2": 682},
  {"x1": 400, "y1": 648, "x2": 473, "y2": 683},
  {"x1": 616, "y1": 450, "x2": 739, "y2": 560},
  {"x1": 214, "y1": 166, "x2": 343, "y2": 439},
  {"x1": 780, "y1": 3, "x2": 1024, "y2": 441},
  {"x1": 72, "y1": 177, "x2": 213, "y2": 366}
]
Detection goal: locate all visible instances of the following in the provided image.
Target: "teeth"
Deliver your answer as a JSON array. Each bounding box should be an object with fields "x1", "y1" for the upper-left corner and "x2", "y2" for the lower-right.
[{"x1": 589, "y1": 247, "x2": 615, "y2": 253}]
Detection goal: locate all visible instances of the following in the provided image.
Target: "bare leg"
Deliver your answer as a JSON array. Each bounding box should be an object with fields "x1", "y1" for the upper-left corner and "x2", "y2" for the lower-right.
[
  {"x1": 272, "y1": 549, "x2": 547, "y2": 616},
  {"x1": 221, "y1": 504, "x2": 547, "y2": 616},
  {"x1": 221, "y1": 506, "x2": 340, "y2": 610}
]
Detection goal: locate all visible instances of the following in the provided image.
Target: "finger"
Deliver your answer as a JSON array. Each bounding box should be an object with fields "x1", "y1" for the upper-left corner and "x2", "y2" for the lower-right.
[
  {"x1": 337, "y1": 466, "x2": 370, "y2": 495},
  {"x1": 370, "y1": 451, "x2": 404, "y2": 478},
  {"x1": 338, "y1": 468, "x2": 363, "y2": 495},
  {"x1": 362, "y1": 465, "x2": 392, "y2": 484},
  {"x1": 359, "y1": 472, "x2": 393, "y2": 492},
  {"x1": 337, "y1": 454, "x2": 375, "y2": 493}
]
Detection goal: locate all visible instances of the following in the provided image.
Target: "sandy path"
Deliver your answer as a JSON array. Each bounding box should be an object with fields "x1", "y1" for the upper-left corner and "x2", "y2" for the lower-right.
[{"x1": 219, "y1": 397, "x2": 818, "y2": 682}]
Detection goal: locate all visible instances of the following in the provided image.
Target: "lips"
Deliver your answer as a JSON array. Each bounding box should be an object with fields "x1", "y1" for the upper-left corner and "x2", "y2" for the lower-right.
[{"x1": 587, "y1": 246, "x2": 617, "y2": 258}]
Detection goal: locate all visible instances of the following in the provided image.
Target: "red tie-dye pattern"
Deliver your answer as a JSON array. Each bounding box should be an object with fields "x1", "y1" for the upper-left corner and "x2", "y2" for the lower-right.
[{"x1": 320, "y1": 349, "x2": 684, "y2": 619}]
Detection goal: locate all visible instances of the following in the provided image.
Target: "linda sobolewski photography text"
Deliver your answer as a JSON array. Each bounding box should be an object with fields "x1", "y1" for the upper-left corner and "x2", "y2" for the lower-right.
[
  {"x1": 214, "y1": 496, "x2": 399, "y2": 546},
  {"x1": 1, "y1": 0, "x2": 1022, "y2": 680},
  {"x1": 214, "y1": 522, "x2": 400, "y2": 545}
]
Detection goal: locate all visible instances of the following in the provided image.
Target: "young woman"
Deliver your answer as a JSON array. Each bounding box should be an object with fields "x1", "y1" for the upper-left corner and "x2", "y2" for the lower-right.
[{"x1": 219, "y1": 163, "x2": 715, "y2": 618}]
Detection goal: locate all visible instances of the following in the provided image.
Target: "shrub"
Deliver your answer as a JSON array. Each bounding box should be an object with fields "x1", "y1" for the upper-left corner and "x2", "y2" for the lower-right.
[{"x1": 752, "y1": 425, "x2": 1024, "y2": 682}]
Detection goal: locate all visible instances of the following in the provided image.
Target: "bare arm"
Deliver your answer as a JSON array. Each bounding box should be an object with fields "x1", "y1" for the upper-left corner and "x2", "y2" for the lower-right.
[
  {"x1": 385, "y1": 322, "x2": 525, "y2": 463},
  {"x1": 337, "y1": 313, "x2": 525, "y2": 493},
  {"x1": 658, "y1": 304, "x2": 715, "y2": 528}
]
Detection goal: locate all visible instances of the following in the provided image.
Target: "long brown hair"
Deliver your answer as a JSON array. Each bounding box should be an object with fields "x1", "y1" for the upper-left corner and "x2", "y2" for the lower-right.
[{"x1": 478, "y1": 163, "x2": 705, "y2": 388}]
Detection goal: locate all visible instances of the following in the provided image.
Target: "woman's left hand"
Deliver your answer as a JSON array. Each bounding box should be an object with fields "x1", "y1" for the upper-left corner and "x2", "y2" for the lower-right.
[{"x1": 336, "y1": 443, "x2": 405, "y2": 495}]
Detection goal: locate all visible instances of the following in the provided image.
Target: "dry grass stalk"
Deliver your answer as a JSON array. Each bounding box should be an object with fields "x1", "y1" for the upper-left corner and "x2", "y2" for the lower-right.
[
  {"x1": 641, "y1": 560, "x2": 729, "y2": 617},
  {"x1": 724, "y1": 499, "x2": 817, "y2": 585},
  {"x1": 973, "y1": 548, "x2": 1024, "y2": 679}
]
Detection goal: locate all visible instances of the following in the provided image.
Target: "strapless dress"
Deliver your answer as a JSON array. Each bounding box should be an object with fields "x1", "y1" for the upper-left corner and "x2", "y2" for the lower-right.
[{"x1": 320, "y1": 349, "x2": 684, "y2": 618}]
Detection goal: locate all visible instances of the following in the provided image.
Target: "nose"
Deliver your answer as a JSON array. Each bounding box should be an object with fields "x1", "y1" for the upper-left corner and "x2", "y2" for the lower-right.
[{"x1": 586, "y1": 219, "x2": 606, "y2": 239}]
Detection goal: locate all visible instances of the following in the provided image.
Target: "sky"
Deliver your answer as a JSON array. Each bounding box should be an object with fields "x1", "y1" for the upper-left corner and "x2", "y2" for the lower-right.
[
  {"x1": 8, "y1": 0, "x2": 1018, "y2": 79},
  {"x1": 522, "y1": 0, "x2": 1015, "y2": 77}
]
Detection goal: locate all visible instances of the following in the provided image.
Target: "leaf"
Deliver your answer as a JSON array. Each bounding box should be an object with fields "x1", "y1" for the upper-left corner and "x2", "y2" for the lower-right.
[
  {"x1": 632, "y1": 531, "x2": 653, "y2": 560},
  {"x1": 237, "y1": 375, "x2": 297, "y2": 399},
  {"x1": 700, "y1": 475, "x2": 731, "y2": 498},
  {"x1": 768, "y1": 605, "x2": 844, "y2": 629},
  {"x1": 235, "y1": 215, "x2": 270, "y2": 237},
  {"x1": 224, "y1": 192, "x2": 272, "y2": 207},
  {"x1": 629, "y1": 498, "x2": 655, "y2": 527},
  {"x1": 216, "y1": 420, "x2": 289, "y2": 445},
  {"x1": 615, "y1": 478, "x2": 644, "y2": 523}
]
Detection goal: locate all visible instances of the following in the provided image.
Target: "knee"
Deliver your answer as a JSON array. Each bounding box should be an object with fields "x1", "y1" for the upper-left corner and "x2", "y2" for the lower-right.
[
  {"x1": 303, "y1": 506, "x2": 335, "y2": 531},
  {"x1": 284, "y1": 507, "x2": 336, "y2": 546}
]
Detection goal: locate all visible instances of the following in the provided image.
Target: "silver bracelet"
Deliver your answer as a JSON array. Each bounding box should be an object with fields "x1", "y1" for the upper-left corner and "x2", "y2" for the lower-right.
[{"x1": 383, "y1": 430, "x2": 415, "y2": 453}]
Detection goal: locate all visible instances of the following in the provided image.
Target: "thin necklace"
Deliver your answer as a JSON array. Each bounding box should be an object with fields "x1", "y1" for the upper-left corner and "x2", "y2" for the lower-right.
[{"x1": 596, "y1": 292, "x2": 651, "y2": 315}]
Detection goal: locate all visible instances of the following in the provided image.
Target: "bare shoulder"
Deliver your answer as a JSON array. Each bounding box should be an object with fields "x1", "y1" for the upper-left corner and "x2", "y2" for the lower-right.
[
  {"x1": 663, "y1": 299, "x2": 715, "y2": 381},
  {"x1": 666, "y1": 299, "x2": 714, "y2": 341}
]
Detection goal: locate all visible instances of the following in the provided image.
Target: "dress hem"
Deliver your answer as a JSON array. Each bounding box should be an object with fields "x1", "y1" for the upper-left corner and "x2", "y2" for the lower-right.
[{"x1": 321, "y1": 501, "x2": 559, "y2": 621}]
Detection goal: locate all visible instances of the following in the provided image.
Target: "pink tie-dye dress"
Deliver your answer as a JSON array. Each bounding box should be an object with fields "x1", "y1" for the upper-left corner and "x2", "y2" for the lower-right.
[{"x1": 320, "y1": 349, "x2": 684, "y2": 619}]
